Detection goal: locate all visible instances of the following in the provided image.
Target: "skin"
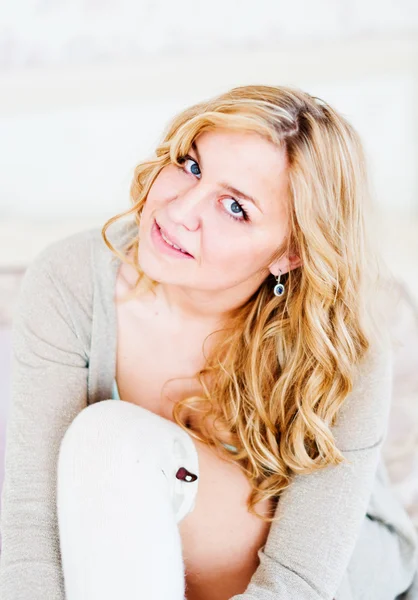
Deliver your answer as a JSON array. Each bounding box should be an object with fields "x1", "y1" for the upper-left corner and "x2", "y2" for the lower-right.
[
  {"x1": 115, "y1": 128, "x2": 302, "y2": 599},
  {"x1": 136, "y1": 127, "x2": 302, "y2": 329}
]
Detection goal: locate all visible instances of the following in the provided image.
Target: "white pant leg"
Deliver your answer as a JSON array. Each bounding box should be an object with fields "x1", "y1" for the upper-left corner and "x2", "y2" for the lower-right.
[{"x1": 56, "y1": 399, "x2": 200, "y2": 600}]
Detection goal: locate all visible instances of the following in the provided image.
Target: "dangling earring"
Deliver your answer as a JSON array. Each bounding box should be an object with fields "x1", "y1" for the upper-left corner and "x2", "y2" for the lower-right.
[{"x1": 273, "y1": 269, "x2": 285, "y2": 296}]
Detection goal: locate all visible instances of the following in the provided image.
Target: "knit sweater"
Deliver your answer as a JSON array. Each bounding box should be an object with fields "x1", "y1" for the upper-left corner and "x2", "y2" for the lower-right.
[{"x1": 1, "y1": 217, "x2": 417, "y2": 600}]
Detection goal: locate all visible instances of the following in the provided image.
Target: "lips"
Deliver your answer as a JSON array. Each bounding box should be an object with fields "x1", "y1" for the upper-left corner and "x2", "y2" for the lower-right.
[{"x1": 155, "y1": 220, "x2": 193, "y2": 257}]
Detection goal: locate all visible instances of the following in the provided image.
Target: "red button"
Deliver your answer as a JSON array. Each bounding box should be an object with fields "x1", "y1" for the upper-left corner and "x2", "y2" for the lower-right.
[{"x1": 176, "y1": 467, "x2": 198, "y2": 482}]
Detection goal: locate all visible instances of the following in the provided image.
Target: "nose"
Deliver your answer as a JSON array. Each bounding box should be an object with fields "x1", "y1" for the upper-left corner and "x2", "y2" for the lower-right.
[{"x1": 166, "y1": 184, "x2": 212, "y2": 232}]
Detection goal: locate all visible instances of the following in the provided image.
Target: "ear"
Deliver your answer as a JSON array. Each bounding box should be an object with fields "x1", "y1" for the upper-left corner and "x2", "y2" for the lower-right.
[{"x1": 268, "y1": 253, "x2": 302, "y2": 277}]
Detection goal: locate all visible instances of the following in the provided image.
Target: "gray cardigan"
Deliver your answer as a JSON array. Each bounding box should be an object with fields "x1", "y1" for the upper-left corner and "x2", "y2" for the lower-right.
[{"x1": 1, "y1": 217, "x2": 417, "y2": 599}]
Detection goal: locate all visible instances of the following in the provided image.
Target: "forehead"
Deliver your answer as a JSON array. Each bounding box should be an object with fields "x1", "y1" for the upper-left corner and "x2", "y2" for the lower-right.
[{"x1": 193, "y1": 129, "x2": 289, "y2": 215}]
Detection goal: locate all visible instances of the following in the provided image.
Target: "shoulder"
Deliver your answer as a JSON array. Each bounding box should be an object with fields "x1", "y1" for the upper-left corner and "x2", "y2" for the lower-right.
[
  {"x1": 16, "y1": 227, "x2": 101, "y2": 311},
  {"x1": 15, "y1": 217, "x2": 136, "y2": 320},
  {"x1": 13, "y1": 226, "x2": 112, "y2": 346},
  {"x1": 19, "y1": 215, "x2": 136, "y2": 294},
  {"x1": 13, "y1": 218, "x2": 137, "y2": 352},
  {"x1": 19, "y1": 218, "x2": 133, "y2": 290},
  {"x1": 29, "y1": 218, "x2": 136, "y2": 279},
  {"x1": 331, "y1": 332, "x2": 394, "y2": 452},
  {"x1": 28, "y1": 226, "x2": 101, "y2": 277}
]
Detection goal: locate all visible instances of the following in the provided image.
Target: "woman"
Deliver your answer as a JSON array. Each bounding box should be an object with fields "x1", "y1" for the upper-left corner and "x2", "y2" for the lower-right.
[{"x1": 0, "y1": 85, "x2": 417, "y2": 600}]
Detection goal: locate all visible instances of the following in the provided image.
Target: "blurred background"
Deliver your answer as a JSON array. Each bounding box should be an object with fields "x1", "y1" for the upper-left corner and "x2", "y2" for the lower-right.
[{"x1": 1, "y1": 1, "x2": 418, "y2": 551}]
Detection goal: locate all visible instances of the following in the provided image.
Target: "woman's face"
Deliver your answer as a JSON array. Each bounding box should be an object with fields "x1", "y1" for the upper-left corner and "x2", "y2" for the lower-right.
[{"x1": 137, "y1": 128, "x2": 299, "y2": 295}]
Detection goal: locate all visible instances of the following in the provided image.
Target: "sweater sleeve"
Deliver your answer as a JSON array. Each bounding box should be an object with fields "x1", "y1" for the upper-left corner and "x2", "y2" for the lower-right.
[
  {"x1": 230, "y1": 336, "x2": 394, "y2": 600},
  {"x1": 0, "y1": 238, "x2": 92, "y2": 600}
]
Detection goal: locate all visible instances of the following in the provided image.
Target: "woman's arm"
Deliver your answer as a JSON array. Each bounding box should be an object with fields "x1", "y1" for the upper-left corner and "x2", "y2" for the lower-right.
[
  {"x1": 229, "y1": 337, "x2": 396, "y2": 600},
  {"x1": 0, "y1": 239, "x2": 91, "y2": 599}
]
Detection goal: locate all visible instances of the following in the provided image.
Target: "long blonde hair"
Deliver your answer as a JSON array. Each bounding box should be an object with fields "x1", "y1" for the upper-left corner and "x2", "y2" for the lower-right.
[{"x1": 102, "y1": 84, "x2": 386, "y2": 523}]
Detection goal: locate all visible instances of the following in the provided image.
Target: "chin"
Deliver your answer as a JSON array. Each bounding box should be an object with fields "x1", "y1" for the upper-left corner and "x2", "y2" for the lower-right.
[
  {"x1": 138, "y1": 245, "x2": 183, "y2": 287},
  {"x1": 135, "y1": 253, "x2": 162, "y2": 284}
]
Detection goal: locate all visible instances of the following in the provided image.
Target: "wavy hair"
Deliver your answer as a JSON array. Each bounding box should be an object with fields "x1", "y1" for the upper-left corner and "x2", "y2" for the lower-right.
[{"x1": 102, "y1": 85, "x2": 386, "y2": 523}]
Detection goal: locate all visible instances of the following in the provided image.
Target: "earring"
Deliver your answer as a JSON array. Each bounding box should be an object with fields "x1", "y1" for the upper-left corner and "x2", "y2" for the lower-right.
[{"x1": 273, "y1": 269, "x2": 285, "y2": 296}]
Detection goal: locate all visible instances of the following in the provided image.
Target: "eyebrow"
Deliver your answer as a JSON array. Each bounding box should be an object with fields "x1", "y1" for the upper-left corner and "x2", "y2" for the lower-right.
[{"x1": 191, "y1": 141, "x2": 262, "y2": 212}]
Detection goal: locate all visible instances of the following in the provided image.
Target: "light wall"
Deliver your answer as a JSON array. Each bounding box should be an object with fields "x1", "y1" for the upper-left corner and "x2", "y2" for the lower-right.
[
  {"x1": 1, "y1": 39, "x2": 418, "y2": 223},
  {"x1": 1, "y1": 6, "x2": 418, "y2": 305}
]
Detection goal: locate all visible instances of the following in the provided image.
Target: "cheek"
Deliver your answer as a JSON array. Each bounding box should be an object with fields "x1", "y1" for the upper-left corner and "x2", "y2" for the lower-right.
[
  {"x1": 203, "y1": 230, "x2": 268, "y2": 273},
  {"x1": 144, "y1": 167, "x2": 181, "y2": 207},
  {"x1": 143, "y1": 181, "x2": 168, "y2": 211}
]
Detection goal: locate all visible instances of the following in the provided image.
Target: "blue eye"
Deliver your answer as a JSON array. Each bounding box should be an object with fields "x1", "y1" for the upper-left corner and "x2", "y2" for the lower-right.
[{"x1": 178, "y1": 155, "x2": 250, "y2": 223}]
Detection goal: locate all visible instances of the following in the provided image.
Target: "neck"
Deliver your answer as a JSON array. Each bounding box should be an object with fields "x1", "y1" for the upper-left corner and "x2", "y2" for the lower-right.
[
  {"x1": 119, "y1": 251, "x2": 268, "y2": 329},
  {"x1": 153, "y1": 275, "x2": 265, "y2": 328}
]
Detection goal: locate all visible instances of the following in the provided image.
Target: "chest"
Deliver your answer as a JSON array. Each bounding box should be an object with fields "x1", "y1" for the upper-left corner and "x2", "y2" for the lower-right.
[
  {"x1": 114, "y1": 279, "x2": 212, "y2": 426},
  {"x1": 115, "y1": 316, "x2": 206, "y2": 423},
  {"x1": 113, "y1": 265, "x2": 240, "y2": 451}
]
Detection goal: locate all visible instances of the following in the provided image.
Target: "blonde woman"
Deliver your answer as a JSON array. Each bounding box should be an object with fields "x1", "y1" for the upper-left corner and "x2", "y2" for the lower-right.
[{"x1": 0, "y1": 85, "x2": 417, "y2": 600}]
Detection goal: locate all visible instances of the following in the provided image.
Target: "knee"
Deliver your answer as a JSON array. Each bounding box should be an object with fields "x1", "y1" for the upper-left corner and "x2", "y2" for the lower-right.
[
  {"x1": 58, "y1": 400, "x2": 158, "y2": 460},
  {"x1": 57, "y1": 401, "x2": 118, "y2": 479},
  {"x1": 57, "y1": 399, "x2": 197, "y2": 473},
  {"x1": 57, "y1": 400, "x2": 200, "y2": 524},
  {"x1": 59, "y1": 400, "x2": 125, "y2": 457},
  {"x1": 57, "y1": 400, "x2": 165, "y2": 492}
]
